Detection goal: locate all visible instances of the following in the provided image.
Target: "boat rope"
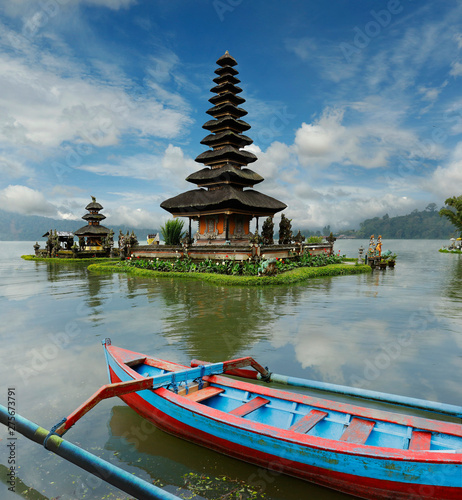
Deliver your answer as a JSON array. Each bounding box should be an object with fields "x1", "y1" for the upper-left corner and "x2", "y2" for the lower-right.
[
  {"x1": 168, "y1": 373, "x2": 178, "y2": 394},
  {"x1": 179, "y1": 380, "x2": 189, "y2": 394},
  {"x1": 197, "y1": 365, "x2": 206, "y2": 389},
  {"x1": 43, "y1": 417, "x2": 67, "y2": 450},
  {"x1": 260, "y1": 367, "x2": 272, "y2": 382}
]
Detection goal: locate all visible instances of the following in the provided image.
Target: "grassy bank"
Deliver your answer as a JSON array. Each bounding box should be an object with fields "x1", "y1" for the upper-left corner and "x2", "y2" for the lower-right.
[{"x1": 87, "y1": 261, "x2": 371, "y2": 286}]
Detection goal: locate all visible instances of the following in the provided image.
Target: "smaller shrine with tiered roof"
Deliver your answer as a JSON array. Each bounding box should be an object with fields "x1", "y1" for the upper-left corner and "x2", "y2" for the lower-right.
[
  {"x1": 74, "y1": 196, "x2": 111, "y2": 250},
  {"x1": 161, "y1": 51, "x2": 286, "y2": 245}
]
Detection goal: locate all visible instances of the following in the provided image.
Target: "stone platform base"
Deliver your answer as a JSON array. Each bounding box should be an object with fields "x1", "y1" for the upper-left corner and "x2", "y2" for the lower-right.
[{"x1": 130, "y1": 244, "x2": 333, "y2": 262}]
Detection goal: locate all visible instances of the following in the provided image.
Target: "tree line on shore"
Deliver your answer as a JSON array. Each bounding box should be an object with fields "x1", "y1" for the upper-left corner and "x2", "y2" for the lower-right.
[{"x1": 336, "y1": 203, "x2": 459, "y2": 239}]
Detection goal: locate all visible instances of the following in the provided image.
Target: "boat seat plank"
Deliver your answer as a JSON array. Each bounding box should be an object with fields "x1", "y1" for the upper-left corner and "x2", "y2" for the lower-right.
[
  {"x1": 184, "y1": 386, "x2": 224, "y2": 402},
  {"x1": 230, "y1": 397, "x2": 270, "y2": 417},
  {"x1": 409, "y1": 430, "x2": 432, "y2": 451},
  {"x1": 289, "y1": 409, "x2": 328, "y2": 434},
  {"x1": 340, "y1": 418, "x2": 375, "y2": 444}
]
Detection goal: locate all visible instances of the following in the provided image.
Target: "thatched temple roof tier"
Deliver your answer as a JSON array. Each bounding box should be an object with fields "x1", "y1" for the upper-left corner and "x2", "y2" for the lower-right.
[
  {"x1": 195, "y1": 146, "x2": 257, "y2": 165},
  {"x1": 200, "y1": 130, "x2": 253, "y2": 148},
  {"x1": 213, "y1": 74, "x2": 241, "y2": 85},
  {"x1": 186, "y1": 164, "x2": 264, "y2": 186},
  {"x1": 82, "y1": 213, "x2": 106, "y2": 222},
  {"x1": 74, "y1": 225, "x2": 110, "y2": 236},
  {"x1": 209, "y1": 92, "x2": 245, "y2": 106},
  {"x1": 216, "y1": 51, "x2": 238, "y2": 67},
  {"x1": 85, "y1": 200, "x2": 103, "y2": 211},
  {"x1": 202, "y1": 116, "x2": 251, "y2": 133},
  {"x1": 214, "y1": 65, "x2": 238, "y2": 77},
  {"x1": 210, "y1": 82, "x2": 243, "y2": 95},
  {"x1": 206, "y1": 103, "x2": 247, "y2": 118},
  {"x1": 161, "y1": 186, "x2": 286, "y2": 216}
]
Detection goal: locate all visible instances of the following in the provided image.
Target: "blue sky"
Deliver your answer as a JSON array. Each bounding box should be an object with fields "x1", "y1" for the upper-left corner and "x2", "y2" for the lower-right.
[{"x1": 1, "y1": 0, "x2": 461, "y2": 232}]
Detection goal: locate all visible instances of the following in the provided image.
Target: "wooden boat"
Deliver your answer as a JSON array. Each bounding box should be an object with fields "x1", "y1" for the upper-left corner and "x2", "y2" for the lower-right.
[{"x1": 102, "y1": 340, "x2": 462, "y2": 500}]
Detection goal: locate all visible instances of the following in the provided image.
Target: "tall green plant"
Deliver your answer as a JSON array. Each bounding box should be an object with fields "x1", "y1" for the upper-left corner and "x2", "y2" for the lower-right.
[
  {"x1": 439, "y1": 195, "x2": 462, "y2": 238},
  {"x1": 262, "y1": 216, "x2": 274, "y2": 245},
  {"x1": 161, "y1": 219, "x2": 185, "y2": 245}
]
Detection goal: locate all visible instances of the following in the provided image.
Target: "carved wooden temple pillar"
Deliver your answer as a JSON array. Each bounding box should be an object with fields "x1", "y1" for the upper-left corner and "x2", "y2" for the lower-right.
[{"x1": 161, "y1": 51, "x2": 286, "y2": 245}]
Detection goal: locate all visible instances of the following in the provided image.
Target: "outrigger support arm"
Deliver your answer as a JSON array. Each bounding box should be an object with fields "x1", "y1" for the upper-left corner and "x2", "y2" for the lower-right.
[
  {"x1": 55, "y1": 356, "x2": 265, "y2": 438},
  {"x1": 191, "y1": 356, "x2": 271, "y2": 381},
  {"x1": 55, "y1": 377, "x2": 156, "y2": 437}
]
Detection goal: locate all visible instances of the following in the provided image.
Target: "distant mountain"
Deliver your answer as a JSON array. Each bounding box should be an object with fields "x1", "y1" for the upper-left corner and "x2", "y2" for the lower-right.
[
  {"x1": 347, "y1": 208, "x2": 457, "y2": 239},
  {"x1": 0, "y1": 209, "x2": 158, "y2": 242}
]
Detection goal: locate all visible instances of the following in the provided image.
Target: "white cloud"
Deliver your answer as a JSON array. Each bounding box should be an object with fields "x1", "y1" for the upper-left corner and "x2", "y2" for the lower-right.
[
  {"x1": 80, "y1": 144, "x2": 196, "y2": 185},
  {"x1": 418, "y1": 85, "x2": 444, "y2": 102},
  {"x1": 0, "y1": 154, "x2": 34, "y2": 178},
  {"x1": 283, "y1": 186, "x2": 419, "y2": 230},
  {"x1": 293, "y1": 107, "x2": 416, "y2": 170},
  {"x1": 0, "y1": 53, "x2": 190, "y2": 148},
  {"x1": 84, "y1": 0, "x2": 136, "y2": 8},
  {"x1": 423, "y1": 142, "x2": 462, "y2": 199},
  {"x1": 456, "y1": 33, "x2": 462, "y2": 49},
  {"x1": 246, "y1": 141, "x2": 292, "y2": 181},
  {"x1": 450, "y1": 61, "x2": 462, "y2": 77},
  {"x1": 0, "y1": 185, "x2": 58, "y2": 216},
  {"x1": 107, "y1": 206, "x2": 159, "y2": 228},
  {"x1": 0, "y1": 22, "x2": 192, "y2": 153},
  {"x1": 0, "y1": 0, "x2": 137, "y2": 18},
  {"x1": 161, "y1": 144, "x2": 197, "y2": 180}
]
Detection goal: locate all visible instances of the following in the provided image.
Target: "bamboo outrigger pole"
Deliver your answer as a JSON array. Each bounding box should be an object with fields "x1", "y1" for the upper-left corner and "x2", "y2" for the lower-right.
[{"x1": 0, "y1": 404, "x2": 181, "y2": 500}]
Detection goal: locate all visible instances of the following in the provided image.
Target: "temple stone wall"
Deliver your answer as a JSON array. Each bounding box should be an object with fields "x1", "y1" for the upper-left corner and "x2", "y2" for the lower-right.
[{"x1": 130, "y1": 244, "x2": 333, "y2": 262}]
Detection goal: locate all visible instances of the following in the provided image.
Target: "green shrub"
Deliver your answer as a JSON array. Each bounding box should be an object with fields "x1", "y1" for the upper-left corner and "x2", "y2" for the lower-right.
[
  {"x1": 306, "y1": 236, "x2": 323, "y2": 244},
  {"x1": 121, "y1": 252, "x2": 345, "y2": 276},
  {"x1": 160, "y1": 219, "x2": 185, "y2": 245}
]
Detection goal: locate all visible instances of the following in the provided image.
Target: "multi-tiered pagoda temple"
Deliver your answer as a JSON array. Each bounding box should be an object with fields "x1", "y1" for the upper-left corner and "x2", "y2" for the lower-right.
[{"x1": 161, "y1": 51, "x2": 286, "y2": 245}]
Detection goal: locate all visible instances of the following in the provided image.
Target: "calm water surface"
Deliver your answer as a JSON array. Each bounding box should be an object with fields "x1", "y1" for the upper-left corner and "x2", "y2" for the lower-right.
[{"x1": 1, "y1": 240, "x2": 461, "y2": 499}]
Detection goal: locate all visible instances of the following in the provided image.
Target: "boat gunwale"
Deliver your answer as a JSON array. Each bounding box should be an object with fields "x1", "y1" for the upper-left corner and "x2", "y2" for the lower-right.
[{"x1": 106, "y1": 345, "x2": 462, "y2": 463}]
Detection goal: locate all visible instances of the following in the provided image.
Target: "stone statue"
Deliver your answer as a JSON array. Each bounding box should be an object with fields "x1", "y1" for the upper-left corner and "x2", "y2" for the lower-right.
[
  {"x1": 51, "y1": 230, "x2": 59, "y2": 257},
  {"x1": 46, "y1": 230, "x2": 53, "y2": 257},
  {"x1": 368, "y1": 235, "x2": 375, "y2": 256},
  {"x1": 326, "y1": 232, "x2": 336, "y2": 244},
  {"x1": 294, "y1": 230, "x2": 304, "y2": 244},
  {"x1": 376, "y1": 235, "x2": 382, "y2": 257},
  {"x1": 249, "y1": 230, "x2": 262, "y2": 245},
  {"x1": 129, "y1": 230, "x2": 138, "y2": 247}
]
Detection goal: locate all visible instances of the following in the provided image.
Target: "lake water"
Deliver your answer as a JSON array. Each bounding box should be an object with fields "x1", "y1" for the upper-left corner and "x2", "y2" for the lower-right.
[{"x1": 1, "y1": 240, "x2": 461, "y2": 500}]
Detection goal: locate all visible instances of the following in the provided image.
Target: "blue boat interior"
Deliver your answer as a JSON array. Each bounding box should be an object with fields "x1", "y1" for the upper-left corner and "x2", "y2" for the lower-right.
[{"x1": 128, "y1": 360, "x2": 462, "y2": 452}]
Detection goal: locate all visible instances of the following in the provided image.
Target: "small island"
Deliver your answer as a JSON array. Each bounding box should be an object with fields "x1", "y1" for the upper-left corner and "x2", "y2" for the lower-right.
[{"x1": 24, "y1": 52, "x2": 372, "y2": 284}]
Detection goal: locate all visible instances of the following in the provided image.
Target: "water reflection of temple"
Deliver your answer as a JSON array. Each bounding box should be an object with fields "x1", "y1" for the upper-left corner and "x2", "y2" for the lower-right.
[{"x1": 125, "y1": 278, "x2": 309, "y2": 361}]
